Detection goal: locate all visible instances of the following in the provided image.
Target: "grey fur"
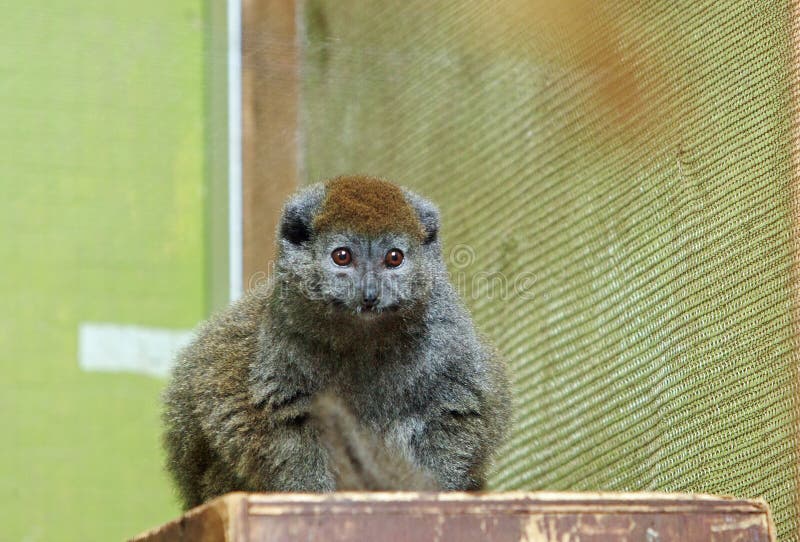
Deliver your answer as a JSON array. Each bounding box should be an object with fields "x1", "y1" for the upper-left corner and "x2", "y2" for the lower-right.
[
  {"x1": 162, "y1": 181, "x2": 511, "y2": 509},
  {"x1": 310, "y1": 393, "x2": 438, "y2": 491}
]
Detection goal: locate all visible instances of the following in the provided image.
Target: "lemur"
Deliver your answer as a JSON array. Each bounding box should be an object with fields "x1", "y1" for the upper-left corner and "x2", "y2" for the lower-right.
[{"x1": 162, "y1": 175, "x2": 511, "y2": 508}]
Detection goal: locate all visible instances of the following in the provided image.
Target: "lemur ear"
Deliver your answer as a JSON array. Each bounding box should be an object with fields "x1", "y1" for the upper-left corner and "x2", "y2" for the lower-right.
[
  {"x1": 279, "y1": 184, "x2": 325, "y2": 245},
  {"x1": 279, "y1": 205, "x2": 311, "y2": 245},
  {"x1": 404, "y1": 190, "x2": 440, "y2": 244}
]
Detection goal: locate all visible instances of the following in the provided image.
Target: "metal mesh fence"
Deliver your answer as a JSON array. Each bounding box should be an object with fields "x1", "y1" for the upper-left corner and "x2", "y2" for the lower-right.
[{"x1": 298, "y1": 1, "x2": 800, "y2": 539}]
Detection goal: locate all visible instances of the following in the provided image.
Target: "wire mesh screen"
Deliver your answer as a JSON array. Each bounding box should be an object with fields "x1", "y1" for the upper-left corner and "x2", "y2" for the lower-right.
[{"x1": 298, "y1": 1, "x2": 800, "y2": 539}]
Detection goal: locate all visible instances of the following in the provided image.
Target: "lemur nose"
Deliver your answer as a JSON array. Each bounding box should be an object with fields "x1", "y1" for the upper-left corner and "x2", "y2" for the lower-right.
[{"x1": 363, "y1": 291, "x2": 378, "y2": 307}]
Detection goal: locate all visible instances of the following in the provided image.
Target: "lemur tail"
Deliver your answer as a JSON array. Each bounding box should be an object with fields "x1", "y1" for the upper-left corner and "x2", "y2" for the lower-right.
[{"x1": 310, "y1": 394, "x2": 439, "y2": 491}]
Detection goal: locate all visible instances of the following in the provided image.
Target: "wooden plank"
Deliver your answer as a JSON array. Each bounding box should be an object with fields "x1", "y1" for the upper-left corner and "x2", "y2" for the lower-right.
[
  {"x1": 129, "y1": 493, "x2": 247, "y2": 542},
  {"x1": 130, "y1": 492, "x2": 776, "y2": 541},
  {"x1": 241, "y1": 0, "x2": 300, "y2": 290}
]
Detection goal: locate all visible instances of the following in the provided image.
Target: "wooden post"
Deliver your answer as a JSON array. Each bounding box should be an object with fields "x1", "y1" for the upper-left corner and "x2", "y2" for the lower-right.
[{"x1": 241, "y1": 0, "x2": 300, "y2": 290}]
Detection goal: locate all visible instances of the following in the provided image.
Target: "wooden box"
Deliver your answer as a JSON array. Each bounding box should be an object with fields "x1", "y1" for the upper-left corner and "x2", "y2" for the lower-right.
[{"x1": 130, "y1": 492, "x2": 775, "y2": 542}]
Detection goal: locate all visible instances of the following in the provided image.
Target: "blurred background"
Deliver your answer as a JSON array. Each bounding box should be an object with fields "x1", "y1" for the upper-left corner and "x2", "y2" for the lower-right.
[
  {"x1": 3, "y1": 2, "x2": 206, "y2": 540},
  {"x1": 3, "y1": 1, "x2": 799, "y2": 540}
]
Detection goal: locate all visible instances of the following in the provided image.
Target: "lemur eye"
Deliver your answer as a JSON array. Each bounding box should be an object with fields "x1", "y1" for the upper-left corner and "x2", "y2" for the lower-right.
[
  {"x1": 331, "y1": 247, "x2": 352, "y2": 266},
  {"x1": 385, "y1": 249, "x2": 404, "y2": 268}
]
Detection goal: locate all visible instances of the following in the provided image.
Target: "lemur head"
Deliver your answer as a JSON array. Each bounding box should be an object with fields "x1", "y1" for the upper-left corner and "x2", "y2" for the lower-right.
[{"x1": 276, "y1": 175, "x2": 442, "y2": 320}]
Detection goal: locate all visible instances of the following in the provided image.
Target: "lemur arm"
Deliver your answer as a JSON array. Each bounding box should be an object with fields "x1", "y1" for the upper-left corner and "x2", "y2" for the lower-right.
[{"x1": 200, "y1": 385, "x2": 335, "y2": 494}]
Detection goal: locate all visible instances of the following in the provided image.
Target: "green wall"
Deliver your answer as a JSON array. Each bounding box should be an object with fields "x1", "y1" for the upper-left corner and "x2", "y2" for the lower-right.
[{"x1": 1, "y1": 2, "x2": 206, "y2": 539}]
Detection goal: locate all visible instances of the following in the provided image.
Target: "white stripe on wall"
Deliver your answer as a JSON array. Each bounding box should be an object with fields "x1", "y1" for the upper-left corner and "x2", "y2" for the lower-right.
[
  {"x1": 228, "y1": 0, "x2": 243, "y2": 302},
  {"x1": 78, "y1": 323, "x2": 193, "y2": 378}
]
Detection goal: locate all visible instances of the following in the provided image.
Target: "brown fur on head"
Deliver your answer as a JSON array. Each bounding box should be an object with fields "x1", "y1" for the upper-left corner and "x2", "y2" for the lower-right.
[{"x1": 312, "y1": 175, "x2": 426, "y2": 242}]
